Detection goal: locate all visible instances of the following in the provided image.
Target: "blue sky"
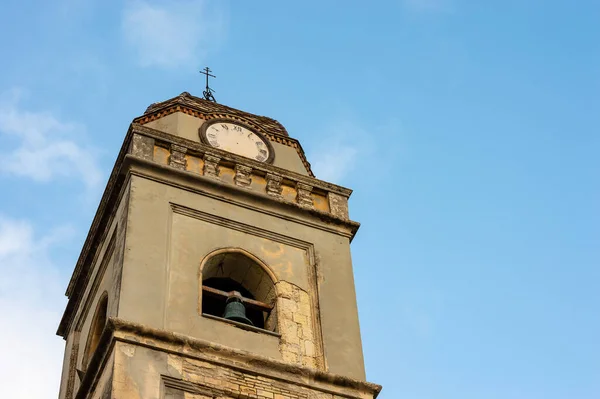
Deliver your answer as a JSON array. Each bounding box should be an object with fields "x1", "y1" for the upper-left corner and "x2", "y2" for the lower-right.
[{"x1": 0, "y1": 1, "x2": 598, "y2": 398}]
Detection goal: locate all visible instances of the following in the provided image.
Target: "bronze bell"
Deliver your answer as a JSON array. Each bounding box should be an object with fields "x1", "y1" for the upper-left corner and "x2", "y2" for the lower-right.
[{"x1": 222, "y1": 296, "x2": 253, "y2": 326}]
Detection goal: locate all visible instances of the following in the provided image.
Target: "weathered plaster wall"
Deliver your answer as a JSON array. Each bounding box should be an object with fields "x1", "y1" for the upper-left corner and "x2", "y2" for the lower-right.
[
  {"x1": 118, "y1": 174, "x2": 365, "y2": 380},
  {"x1": 145, "y1": 112, "x2": 203, "y2": 143},
  {"x1": 58, "y1": 183, "x2": 131, "y2": 399},
  {"x1": 270, "y1": 141, "x2": 310, "y2": 176},
  {"x1": 58, "y1": 330, "x2": 77, "y2": 399},
  {"x1": 90, "y1": 351, "x2": 114, "y2": 399}
]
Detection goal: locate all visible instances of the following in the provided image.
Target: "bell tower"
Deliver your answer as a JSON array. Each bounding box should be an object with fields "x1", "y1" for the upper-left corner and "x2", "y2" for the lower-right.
[{"x1": 56, "y1": 92, "x2": 382, "y2": 399}]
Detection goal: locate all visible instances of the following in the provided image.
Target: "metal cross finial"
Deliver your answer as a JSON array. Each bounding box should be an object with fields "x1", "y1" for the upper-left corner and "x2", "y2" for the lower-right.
[{"x1": 200, "y1": 67, "x2": 217, "y2": 102}]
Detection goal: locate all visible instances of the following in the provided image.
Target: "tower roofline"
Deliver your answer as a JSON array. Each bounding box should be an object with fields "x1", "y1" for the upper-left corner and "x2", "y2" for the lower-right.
[{"x1": 139, "y1": 91, "x2": 290, "y2": 138}]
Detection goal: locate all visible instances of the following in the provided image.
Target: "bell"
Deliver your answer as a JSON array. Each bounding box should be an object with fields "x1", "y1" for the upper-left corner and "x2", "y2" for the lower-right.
[{"x1": 222, "y1": 296, "x2": 254, "y2": 326}]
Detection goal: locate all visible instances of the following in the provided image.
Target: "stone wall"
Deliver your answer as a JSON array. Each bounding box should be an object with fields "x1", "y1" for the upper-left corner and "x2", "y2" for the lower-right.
[{"x1": 276, "y1": 281, "x2": 322, "y2": 369}]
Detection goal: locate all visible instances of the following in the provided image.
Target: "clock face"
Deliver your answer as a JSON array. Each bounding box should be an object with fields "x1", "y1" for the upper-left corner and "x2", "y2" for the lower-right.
[{"x1": 202, "y1": 121, "x2": 272, "y2": 163}]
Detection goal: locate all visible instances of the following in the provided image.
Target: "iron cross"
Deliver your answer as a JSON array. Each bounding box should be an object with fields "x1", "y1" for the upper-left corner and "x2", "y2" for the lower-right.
[{"x1": 200, "y1": 67, "x2": 217, "y2": 103}]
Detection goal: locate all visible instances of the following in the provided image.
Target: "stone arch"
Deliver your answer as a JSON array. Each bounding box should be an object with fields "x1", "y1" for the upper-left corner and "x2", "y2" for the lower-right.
[
  {"x1": 199, "y1": 248, "x2": 278, "y2": 330},
  {"x1": 82, "y1": 291, "x2": 108, "y2": 370},
  {"x1": 200, "y1": 248, "x2": 278, "y2": 283}
]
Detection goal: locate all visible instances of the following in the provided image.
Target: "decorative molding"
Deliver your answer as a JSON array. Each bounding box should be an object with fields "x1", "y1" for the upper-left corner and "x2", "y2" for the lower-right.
[
  {"x1": 171, "y1": 203, "x2": 313, "y2": 251},
  {"x1": 234, "y1": 164, "x2": 252, "y2": 188},
  {"x1": 130, "y1": 134, "x2": 154, "y2": 160},
  {"x1": 131, "y1": 123, "x2": 351, "y2": 197},
  {"x1": 265, "y1": 173, "x2": 283, "y2": 198},
  {"x1": 138, "y1": 92, "x2": 291, "y2": 138},
  {"x1": 126, "y1": 160, "x2": 358, "y2": 241},
  {"x1": 296, "y1": 182, "x2": 314, "y2": 209},
  {"x1": 202, "y1": 153, "x2": 220, "y2": 178},
  {"x1": 168, "y1": 144, "x2": 187, "y2": 170},
  {"x1": 328, "y1": 192, "x2": 349, "y2": 220}
]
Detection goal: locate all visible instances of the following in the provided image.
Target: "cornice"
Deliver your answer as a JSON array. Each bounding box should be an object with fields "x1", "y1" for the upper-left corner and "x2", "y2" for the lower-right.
[
  {"x1": 132, "y1": 123, "x2": 349, "y2": 196},
  {"x1": 139, "y1": 92, "x2": 290, "y2": 137},
  {"x1": 124, "y1": 156, "x2": 359, "y2": 239},
  {"x1": 75, "y1": 317, "x2": 382, "y2": 399}
]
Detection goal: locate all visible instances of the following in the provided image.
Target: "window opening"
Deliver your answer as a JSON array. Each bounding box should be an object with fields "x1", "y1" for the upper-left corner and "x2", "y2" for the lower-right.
[
  {"x1": 82, "y1": 294, "x2": 108, "y2": 370},
  {"x1": 202, "y1": 278, "x2": 272, "y2": 328},
  {"x1": 200, "y1": 251, "x2": 277, "y2": 332}
]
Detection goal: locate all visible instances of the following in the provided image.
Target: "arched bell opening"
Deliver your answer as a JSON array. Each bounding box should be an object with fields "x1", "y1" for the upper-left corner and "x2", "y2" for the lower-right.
[
  {"x1": 200, "y1": 249, "x2": 277, "y2": 332},
  {"x1": 82, "y1": 292, "x2": 108, "y2": 371}
]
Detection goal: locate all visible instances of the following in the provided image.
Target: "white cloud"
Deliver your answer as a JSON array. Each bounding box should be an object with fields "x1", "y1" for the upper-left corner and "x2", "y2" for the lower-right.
[
  {"x1": 307, "y1": 120, "x2": 375, "y2": 184},
  {"x1": 0, "y1": 90, "x2": 102, "y2": 190},
  {"x1": 307, "y1": 116, "x2": 404, "y2": 185},
  {"x1": 309, "y1": 138, "x2": 360, "y2": 184},
  {"x1": 122, "y1": 0, "x2": 226, "y2": 69},
  {"x1": 0, "y1": 217, "x2": 70, "y2": 399}
]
